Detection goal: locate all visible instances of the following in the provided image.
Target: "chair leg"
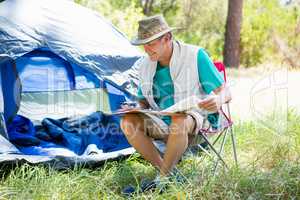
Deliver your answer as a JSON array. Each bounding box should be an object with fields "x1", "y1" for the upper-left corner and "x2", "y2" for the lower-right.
[
  {"x1": 200, "y1": 133, "x2": 228, "y2": 169},
  {"x1": 212, "y1": 128, "x2": 229, "y2": 175},
  {"x1": 225, "y1": 103, "x2": 238, "y2": 166},
  {"x1": 212, "y1": 129, "x2": 226, "y2": 146},
  {"x1": 230, "y1": 126, "x2": 238, "y2": 166},
  {"x1": 196, "y1": 143, "x2": 211, "y2": 156}
]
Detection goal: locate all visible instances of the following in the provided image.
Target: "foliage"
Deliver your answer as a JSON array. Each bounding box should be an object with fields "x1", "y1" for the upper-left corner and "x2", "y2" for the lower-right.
[
  {"x1": 75, "y1": 0, "x2": 144, "y2": 39},
  {"x1": 173, "y1": 0, "x2": 227, "y2": 61},
  {"x1": 74, "y1": 0, "x2": 299, "y2": 67},
  {"x1": 241, "y1": 0, "x2": 300, "y2": 67}
]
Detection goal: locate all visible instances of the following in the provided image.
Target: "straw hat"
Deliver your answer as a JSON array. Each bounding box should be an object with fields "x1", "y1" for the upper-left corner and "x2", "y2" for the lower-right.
[{"x1": 131, "y1": 15, "x2": 177, "y2": 45}]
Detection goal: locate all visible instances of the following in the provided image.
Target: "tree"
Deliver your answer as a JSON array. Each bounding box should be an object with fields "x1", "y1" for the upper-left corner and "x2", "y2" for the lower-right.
[
  {"x1": 223, "y1": 0, "x2": 244, "y2": 68},
  {"x1": 141, "y1": 0, "x2": 154, "y2": 15},
  {"x1": 140, "y1": 0, "x2": 178, "y2": 16}
]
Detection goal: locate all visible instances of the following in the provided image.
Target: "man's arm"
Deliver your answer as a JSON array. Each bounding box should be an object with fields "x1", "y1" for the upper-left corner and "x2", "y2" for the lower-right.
[
  {"x1": 198, "y1": 83, "x2": 232, "y2": 113},
  {"x1": 136, "y1": 84, "x2": 151, "y2": 109},
  {"x1": 213, "y1": 83, "x2": 232, "y2": 103}
]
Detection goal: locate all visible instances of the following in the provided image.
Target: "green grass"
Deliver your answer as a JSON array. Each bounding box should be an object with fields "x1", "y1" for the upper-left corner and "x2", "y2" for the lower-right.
[{"x1": 0, "y1": 110, "x2": 299, "y2": 199}]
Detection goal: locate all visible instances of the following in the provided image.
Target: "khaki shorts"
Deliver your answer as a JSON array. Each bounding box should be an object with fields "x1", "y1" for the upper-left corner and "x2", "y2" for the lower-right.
[{"x1": 140, "y1": 109, "x2": 205, "y2": 141}]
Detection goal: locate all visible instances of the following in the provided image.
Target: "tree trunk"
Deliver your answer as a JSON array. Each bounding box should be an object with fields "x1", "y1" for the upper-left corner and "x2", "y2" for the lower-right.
[
  {"x1": 223, "y1": 0, "x2": 243, "y2": 68},
  {"x1": 142, "y1": 0, "x2": 154, "y2": 16}
]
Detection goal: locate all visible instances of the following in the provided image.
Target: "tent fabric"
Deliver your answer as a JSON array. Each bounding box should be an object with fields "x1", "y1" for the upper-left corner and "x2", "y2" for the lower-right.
[
  {"x1": 0, "y1": 130, "x2": 20, "y2": 154},
  {"x1": 0, "y1": 134, "x2": 135, "y2": 169},
  {"x1": 16, "y1": 49, "x2": 76, "y2": 92},
  {"x1": 0, "y1": 56, "x2": 21, "y2": 124},
  {"x1": 19, "y1": 88, "x2": 112, "y2": 121},
  {"x1": 16, "y1": 48, "x2": 104, "y2": 92},
  {"x1": 0, "y1": 0, "x2": 142, "y2": 166},
  {"x1": 14, "y1": 48, "x2": 111, "y2": 121},
  {"x1": 0, "y1": 147, "x2": 135, "y2": 169},
  {"x1": 0, "y1": 0, "x2": 142, "y2": 78}
]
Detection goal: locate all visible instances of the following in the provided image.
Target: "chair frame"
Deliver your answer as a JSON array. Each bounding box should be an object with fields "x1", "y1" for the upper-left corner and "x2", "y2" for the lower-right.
[
  {"x1": 198, "y1": 103, "x2": 237, "y2": 174},
  {"x1": 196, "y1": 62, "x2": 238, "y2": 174}
]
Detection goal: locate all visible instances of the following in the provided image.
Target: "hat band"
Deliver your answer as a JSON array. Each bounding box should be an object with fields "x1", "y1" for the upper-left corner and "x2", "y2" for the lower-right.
[{"x1": 138, "y1": 26, "x2": 168, "y2": 40}]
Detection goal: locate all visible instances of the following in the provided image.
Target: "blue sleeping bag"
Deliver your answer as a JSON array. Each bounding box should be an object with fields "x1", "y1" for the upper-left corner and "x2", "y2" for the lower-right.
[{"x1": 7, "y1": 112, "x2": 130, "y2": 156}]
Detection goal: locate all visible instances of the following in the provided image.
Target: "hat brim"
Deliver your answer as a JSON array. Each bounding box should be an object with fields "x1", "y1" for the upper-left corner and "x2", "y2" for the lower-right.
[{"x1": 130, "y1": 27, "x2": 178, "y2": 46}]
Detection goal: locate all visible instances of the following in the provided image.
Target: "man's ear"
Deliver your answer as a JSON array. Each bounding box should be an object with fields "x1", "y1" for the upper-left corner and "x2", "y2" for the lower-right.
[
  {"x1": 163, "y1": 33, "x2": 171, "y2": 43},
  {"x1": 166, "y1": 33, "x2": 171, "y2": 40}
]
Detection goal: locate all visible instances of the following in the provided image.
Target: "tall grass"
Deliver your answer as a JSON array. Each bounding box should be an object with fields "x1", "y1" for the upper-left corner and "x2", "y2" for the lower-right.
[{"x1": 0, "y1": 110, "x2": 299, "y2": 199}]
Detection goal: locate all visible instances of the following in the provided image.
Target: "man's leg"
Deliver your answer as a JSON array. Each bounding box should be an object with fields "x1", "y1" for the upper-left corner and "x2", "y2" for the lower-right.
[
  {"x1": 160, "y1": 115, "x2": 195, "y2": 176},
  {"x1": 120, "y1": 114, "x2": 163, "y2": 169}
]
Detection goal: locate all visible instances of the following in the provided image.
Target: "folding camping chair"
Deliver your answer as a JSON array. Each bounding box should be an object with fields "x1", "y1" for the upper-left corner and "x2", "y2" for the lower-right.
[
  {"x1": 194, "y1": 61, "x2": 238, "y2": 175},
  {"x1": 151, "y1": 61, "x2": 237, "y2": 175}
]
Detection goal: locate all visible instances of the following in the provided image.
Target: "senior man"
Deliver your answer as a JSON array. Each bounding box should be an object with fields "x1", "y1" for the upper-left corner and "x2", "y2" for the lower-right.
[{"x1": 120, "y1": 15, "x2": 231, "y2": 193}]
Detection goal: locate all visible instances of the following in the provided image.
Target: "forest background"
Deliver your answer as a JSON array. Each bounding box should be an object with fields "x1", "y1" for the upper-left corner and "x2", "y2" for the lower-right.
[{"x1": 76, "y1": 0, "x2": 299, "y2": 68}]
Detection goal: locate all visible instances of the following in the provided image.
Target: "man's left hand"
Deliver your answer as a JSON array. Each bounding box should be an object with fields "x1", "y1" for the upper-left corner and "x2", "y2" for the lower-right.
[{"x1": 198, "y1": 95, "x2": 221, "y2": 113}]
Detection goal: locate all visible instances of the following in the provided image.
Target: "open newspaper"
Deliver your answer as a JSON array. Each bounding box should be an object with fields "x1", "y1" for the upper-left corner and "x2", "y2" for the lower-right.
[{"x1": 111, "y1": 95, "x2": 206, "y2": 116}]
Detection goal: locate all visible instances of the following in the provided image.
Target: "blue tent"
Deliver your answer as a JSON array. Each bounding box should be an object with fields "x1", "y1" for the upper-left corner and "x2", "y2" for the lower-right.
[{"x1": 0, "y1": 0, "x2": 143, "y2": 168}]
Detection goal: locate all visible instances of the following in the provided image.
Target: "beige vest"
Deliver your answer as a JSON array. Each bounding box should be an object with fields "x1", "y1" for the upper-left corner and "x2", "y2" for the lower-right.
[{"x1": 138, "y1": 41, "x2": 207, "y2": 110}]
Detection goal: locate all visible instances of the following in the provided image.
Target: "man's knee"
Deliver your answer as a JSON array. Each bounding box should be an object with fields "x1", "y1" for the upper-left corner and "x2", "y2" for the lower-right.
[
  {"x1": 120, "y1": 114, "x2": 144, "y2": 135},
  {"x1": 170, "y1": 115, "x2": 195, "y2": 136}
]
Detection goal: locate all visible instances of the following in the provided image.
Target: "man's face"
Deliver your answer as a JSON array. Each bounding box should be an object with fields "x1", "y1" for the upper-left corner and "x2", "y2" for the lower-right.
[{"x1": 143, "y1": 35, "x2": 166, "y2": 61}]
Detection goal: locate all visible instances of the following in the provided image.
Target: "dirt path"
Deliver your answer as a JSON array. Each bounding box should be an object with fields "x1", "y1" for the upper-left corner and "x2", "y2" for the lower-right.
[{"x1": 227, "y1": 68, "x2": 300, "y2": 121}]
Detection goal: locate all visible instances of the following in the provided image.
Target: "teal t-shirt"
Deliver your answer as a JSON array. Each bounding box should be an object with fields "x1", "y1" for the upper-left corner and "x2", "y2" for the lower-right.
[{"x1": 137, "y1": 48, "x2": 224, "y2": 126}]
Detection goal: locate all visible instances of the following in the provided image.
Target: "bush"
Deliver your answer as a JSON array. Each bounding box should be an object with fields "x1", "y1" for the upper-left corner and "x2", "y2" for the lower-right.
[{"x1": 240, "y1": 0, "x2": 300, "y2": 67}]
